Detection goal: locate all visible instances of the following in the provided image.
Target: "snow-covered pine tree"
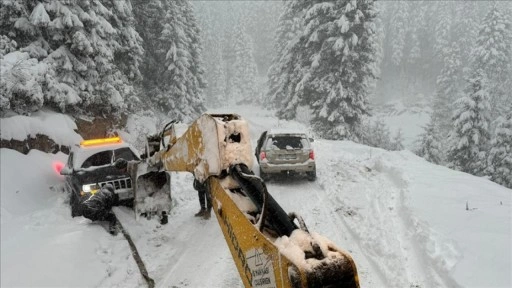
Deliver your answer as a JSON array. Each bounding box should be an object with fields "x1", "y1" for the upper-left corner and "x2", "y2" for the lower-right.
[
  {"x1": 266, "y1": 1, "x2": 304, "y2": 108},
  {"x1": 417, "y1": 118, "x2": 444, "y2": 164},
  {"x1": 194, "y1": 1, "x2": 221, "y2": 107},
  {"x1": 433, "y1": 1, "x2": 454, "y2": 64},
  {"x1": 389, "y1": 1, "x2": 408, "y2": 68},
  {"x1": 447, "y1": 69, "x2": 491, "y2": 175},
  {"x1": 277, "y1": 0, "x2": 379, "y2": 140},
  {"x1": 432, "y1": 43, "x2": 463, "y2": 136},
  {"x1": 0, "y1": 35, "x2": 17, "y2": 56},
  {"x1": 244, "y1": 1, "x2": 282, "y2": 75},
  {"x1": 230, "y1": 19, "x2": 258, "y2": 104},
  {"x1": 180, "y1": 0, "x2": 206, "y2": 113},
  {"x1": 206, "y1": 40, "x2": 226, "y2": 108},
  {"x1": 1, "y1": 0, "x2": 143, "y2": 115},
  {"x1": 370, "y1": 119, "x2": 391, "y2": 150},
  {"x1": 157, "y1": 0, "x2": 206, "y2": 121},
  {"x1": 453, "y1": 1, "x2": 479, "y2": 68},
  {"x1": 132, "y1": 0, "x2": 166, "y2": 93},
  {"x1": 0, "y1": 51, "x2": 46, "y2": 115},
  {"x1": 0, "y1": 0, "x2": 37, "y2": 48},
  {"x1": 470, "y1": 4, "x2": 512, "y2": 119},
  {"x1": 391, "y1": 129, "x2": 404, "y2": 151},
  {"x1": 0, "y1": 1, "x2": 47, "y2": 114},
  {"x1": 487, "y1": 113, "x2": 512, "y2": 189}
]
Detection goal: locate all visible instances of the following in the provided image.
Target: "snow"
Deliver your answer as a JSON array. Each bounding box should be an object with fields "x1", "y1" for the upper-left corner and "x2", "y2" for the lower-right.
[
  {"x1": 29, "y1": 3, "x2": 50, "y2": 27},
  {"x1": 0, "y1": 109, "x2": 82, "y2": 147},
  {"x1": 1, "y1": 106, "x2": 511, "y2": 287}
]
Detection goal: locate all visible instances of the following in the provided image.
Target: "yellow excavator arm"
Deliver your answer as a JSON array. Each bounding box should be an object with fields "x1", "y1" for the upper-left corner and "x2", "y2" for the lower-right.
[{"x1": 130, "y1": 114, "x2": 359, "y2": 288}]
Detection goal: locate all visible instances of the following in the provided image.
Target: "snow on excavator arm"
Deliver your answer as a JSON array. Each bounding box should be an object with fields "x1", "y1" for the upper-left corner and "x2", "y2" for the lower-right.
[{"x1": 131, "y1": 113, "x2": 360, "y2": 288}]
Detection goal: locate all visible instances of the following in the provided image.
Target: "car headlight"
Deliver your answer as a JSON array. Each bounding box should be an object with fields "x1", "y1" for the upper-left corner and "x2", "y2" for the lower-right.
[{"x1": 82, "y1": 184, "x2": 100, "y2": 194}]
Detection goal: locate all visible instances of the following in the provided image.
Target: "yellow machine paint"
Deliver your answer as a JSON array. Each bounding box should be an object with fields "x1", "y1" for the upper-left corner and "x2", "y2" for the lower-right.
[
  {"x1": 132, "y1": 113, "x2": 360, "y2": 288},
  {"x1": 208, "y1": 177, "x2": 299, "y2": 287}
]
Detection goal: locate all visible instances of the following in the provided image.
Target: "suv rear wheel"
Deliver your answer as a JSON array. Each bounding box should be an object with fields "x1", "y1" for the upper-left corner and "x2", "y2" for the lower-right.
[
  {"x1": 306, "y1": 170, "x2": 316, "y2": 181},
  {"x1": 259, "y1": 167, "x2": 270, "y2": 181}
]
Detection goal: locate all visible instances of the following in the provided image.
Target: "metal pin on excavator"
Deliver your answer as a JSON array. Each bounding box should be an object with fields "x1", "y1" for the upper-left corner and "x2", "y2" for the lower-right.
[{"x1": 128, "y1": 113, "x2": 359, "y2": 288}]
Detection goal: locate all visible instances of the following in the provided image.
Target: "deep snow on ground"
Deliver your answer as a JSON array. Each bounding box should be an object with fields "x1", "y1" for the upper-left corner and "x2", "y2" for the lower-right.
[{"x1": 1, "y1": 105, "x2": 511, "y2": 288}]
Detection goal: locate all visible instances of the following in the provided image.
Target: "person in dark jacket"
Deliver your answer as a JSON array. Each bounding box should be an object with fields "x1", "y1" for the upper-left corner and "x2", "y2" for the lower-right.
[
  {"x1": 81, "y1": 184, "x2": 118, "y2": 234},
  {"x1": 193, "y1": 178, "x2": 212, "y2": 219}
]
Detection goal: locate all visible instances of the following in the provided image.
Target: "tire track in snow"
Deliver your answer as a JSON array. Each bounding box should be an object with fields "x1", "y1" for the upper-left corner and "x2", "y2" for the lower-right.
[
  {"x1": 379, "y1": 156, "x2": 462, "y2": 288},
  {"x1": 113, "y1": 172, "x2": 241, "y2": 288},
  {"x1": 313, "y1": 141, "x2": 458, "y2": 287}
]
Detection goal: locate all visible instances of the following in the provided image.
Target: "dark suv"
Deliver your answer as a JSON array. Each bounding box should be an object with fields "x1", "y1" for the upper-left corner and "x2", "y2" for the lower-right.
[
  {"x1": 255, "y1": 130, "x2": 316, "y2": 181},
  {"x1": 60, "y1": 137, "x2": 140, "y2": 217}
]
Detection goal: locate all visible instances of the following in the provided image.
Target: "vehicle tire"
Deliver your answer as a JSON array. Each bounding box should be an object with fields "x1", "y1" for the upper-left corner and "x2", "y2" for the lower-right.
[
  {"x1": 70, "y1": 191, "x2": 81, "y2": 217},
  {"x1": 259, "y1": 168, "x2": 269, "y2": 182},
  {"x1": 306, "y1": 171, "x2": 316, "y2": 181}
]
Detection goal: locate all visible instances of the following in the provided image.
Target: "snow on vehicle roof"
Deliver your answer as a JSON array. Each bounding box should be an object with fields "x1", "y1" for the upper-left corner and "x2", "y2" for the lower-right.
[
  {"x1": 267, "y1": 128, "x2": 308, "y2": 136},
  {"x1": 70, "y1": 141, "x2": 138, "y2": 170}
]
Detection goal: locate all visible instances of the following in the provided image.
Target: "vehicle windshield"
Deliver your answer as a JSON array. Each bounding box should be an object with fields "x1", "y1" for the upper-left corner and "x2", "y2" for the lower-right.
[
  {"x1": 114, "y1": 147, "x2": 139, "y2": 161},
  {"x1": 81, "y1": 150, "x2": 113, "y2": 168}
]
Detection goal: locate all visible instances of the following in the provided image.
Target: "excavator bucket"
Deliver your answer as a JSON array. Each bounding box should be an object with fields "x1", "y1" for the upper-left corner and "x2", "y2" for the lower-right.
[
  {"x1": 127, "y1": 121, "x2": 177, "y2": 221},
  {"x1": 132, "y1": 168, "x2": 172, "y2": 221}
]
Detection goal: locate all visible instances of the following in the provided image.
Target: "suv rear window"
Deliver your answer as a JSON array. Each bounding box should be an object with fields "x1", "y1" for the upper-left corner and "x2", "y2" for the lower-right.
[{"x1": 265, "y1": 136, "x2": 310, "y2": 150}]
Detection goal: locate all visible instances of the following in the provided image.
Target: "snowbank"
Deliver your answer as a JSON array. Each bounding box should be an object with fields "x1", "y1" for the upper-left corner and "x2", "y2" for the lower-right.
[
  {"x1": 0, "y1": 148, "x2": 142, "y2": 287},
  {"x1": 315, "y1": 140, "x2": 511, "y2": 287},
  {"x1": 0, "y1": 109, "x2": 82, "y2": 147}
]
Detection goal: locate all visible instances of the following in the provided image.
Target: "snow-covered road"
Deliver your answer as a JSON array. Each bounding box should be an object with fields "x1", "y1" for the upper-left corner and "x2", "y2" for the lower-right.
[{"x1": 1, "y1": 106, "x2": 510, "y2": 287}]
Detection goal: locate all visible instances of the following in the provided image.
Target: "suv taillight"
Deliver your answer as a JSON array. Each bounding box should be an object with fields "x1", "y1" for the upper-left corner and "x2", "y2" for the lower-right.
[
  {"x1": 309, "y1": 151, "x2": 315, "y2": 160},
  {"x1": 260, "y1": 151, "x2": 266, "y2": 160}
]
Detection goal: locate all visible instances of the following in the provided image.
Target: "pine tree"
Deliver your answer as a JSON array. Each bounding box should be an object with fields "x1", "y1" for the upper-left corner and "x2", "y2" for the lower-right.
[
  {"x1": 207, "y1": 41, "x2": 226, "y2": 108},
  {"x1": 373, "y1": 120, "x2": 391, "y2": 150},
  {"x1": 452, "y1": 2, "x2": 479, "y2": 67},
  {"x1": 277, "y1": 0, "x2": 379, "y2": 140},
  {"x1": 1, "y1": 0, "x2": 144, "y2": 115},
  {"x1": 132, "y1": 0, "x2": 166, "y2": 93},
  {"x1": 359, "y1": 119, "x2": 391, "y2": 150},
  {"x1": 487, "y1": 113, "x2": 512, "y2": 188},
  {"x1": 391, "y1": 129, "x2": 404, "y2": 151},
  {"x1": 389, "y1": 1, "x2": 408, "y2": 67},
  {"x1": 432, "y1": 43, "x2": 463, "y2": 136},
  {"x1": 266, "y1": 1, "x2": 303, "y2": 108},
  {"x1": 0, "y1": 35, "x2": 17, "y2": 56},
  {"x1": 230, "y1": 20, "x2": 258, "y2": 103},
  {"x1": 447, "y1": 69, "x2": 491, "y2": 175},
  {"x1": 157, "y1": 0, "x2": 206, "y2": 121},
  {"x1": 417, "y1": 118, "x2": 443, "y2": 164},
  {"x1": 470, "y1": 4, "x2": 512, "y2": 119},
  {"x1": 133, "y1": 0, "x2": 205, "y2": 121},
  {"x1": 433, "y1": 1, "x2": 454, "y2": 63}
]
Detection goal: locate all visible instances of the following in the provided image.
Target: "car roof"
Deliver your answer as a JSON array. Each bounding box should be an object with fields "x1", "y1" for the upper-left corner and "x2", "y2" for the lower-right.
[
  {"x1": 266, "y1": 128, "x2": 308, "y2": 136},
  {"x1": 70, "y1": 142, "x2": 139, "y2": 170}
]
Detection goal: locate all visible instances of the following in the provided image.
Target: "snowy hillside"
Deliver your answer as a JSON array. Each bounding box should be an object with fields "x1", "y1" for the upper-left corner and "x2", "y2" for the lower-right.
[{"x1": 1, "y1": 106, "x2": 511, "y2": 287}]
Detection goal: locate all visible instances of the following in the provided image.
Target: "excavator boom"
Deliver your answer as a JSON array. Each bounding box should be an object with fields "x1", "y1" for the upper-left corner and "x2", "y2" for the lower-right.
[{"x1": 130, "y1": 114, "x2": 359, "y2": 287}]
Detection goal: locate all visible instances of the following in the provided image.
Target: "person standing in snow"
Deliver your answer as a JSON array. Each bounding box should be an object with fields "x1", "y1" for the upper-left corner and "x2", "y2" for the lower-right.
[{"x1": 193, "y1": 178, "x2": 212, "y2": 220}]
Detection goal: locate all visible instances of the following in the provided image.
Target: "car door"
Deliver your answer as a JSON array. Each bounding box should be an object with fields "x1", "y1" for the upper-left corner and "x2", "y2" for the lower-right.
[{"x1": 255, "y1": 131, "x2": 267, "y2": 162}]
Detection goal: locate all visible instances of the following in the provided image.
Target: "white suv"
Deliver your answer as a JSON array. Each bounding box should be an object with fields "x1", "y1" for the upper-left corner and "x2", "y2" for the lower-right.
[
  {"x1": 60, "y1": 137, "x2": 140, "y2": 217},
  {"x1": 255, "y1": 129, "x2": 316, "y2": 181}
]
